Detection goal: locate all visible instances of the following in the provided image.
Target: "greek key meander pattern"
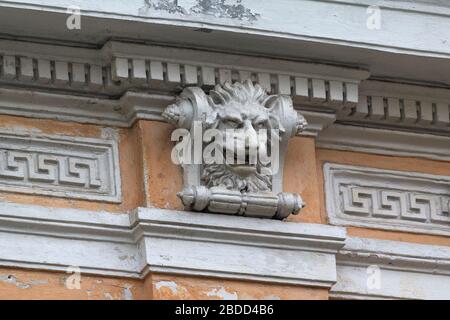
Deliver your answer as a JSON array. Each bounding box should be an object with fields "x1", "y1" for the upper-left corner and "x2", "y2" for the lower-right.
[
  {"x1": 0, "y1": 151, "x2": 102, "y2": 188},
  {"x1": 341, "y1": 186, "x2": 450, "y2": 223},
  {"x1": 325, "y1": 163, "x2": 450, "y2": 235},
  {"x1": 0, "y1": 132, "x2": 121, "y2": 202}
]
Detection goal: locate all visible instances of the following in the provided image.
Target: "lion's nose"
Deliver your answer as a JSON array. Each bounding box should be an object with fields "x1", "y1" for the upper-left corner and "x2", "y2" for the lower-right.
[{"x1": 243, "y1": 120, "x2": 258, "y2": 149}]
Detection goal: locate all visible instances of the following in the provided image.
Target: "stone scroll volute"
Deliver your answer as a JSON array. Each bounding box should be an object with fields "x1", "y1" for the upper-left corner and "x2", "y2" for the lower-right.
[{"x1": 162, "y1": 80, "x2": 307, "y2": 219}]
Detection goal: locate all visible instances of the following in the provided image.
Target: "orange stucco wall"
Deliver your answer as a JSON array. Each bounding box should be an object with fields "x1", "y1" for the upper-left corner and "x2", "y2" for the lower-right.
[
  {"x1": 149, "y1": 274, "x2": 328, "y2": 300},
  {"x1": 0, "y1": 267, "x2": 327, "y2": 300},
  {"x1": 0, "y1": 267, "x2": 146, "y2": 300},
  {"x1": 0, "y1": 114, "x2": 448, "y2": 300}
]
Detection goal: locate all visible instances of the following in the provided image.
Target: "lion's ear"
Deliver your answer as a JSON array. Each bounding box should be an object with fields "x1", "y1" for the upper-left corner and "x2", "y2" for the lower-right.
[
  {"x1": 265, "y1": 95, "x2": 286, "y2": 133},
  {"x1": 263, "y1": 95, "x2": 279, "y2": 109},
  {"x1": 204, "y1": 109, "x2": 219, "y2": 128},
  {"x1": 269, "y1": 113, "x2": 285, "y2": 134}
]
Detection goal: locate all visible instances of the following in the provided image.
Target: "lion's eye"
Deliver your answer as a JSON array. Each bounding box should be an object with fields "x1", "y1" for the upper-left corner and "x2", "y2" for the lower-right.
[
  {"x1": 254, "y1": 120, "x2": 268, "y2": 129},
  {"x1": 225, "y1": 119, "x2": 240, "y2": 128}
]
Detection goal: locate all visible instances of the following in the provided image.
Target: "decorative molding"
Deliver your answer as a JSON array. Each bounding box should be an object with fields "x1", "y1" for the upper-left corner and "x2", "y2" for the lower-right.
[
  {"x1": 331, "y1": 237, "x2": 450, "y2": 300},
  {"x1": 4, "y1": 39, "x2": 450, "y2": 138},
  {"x1": 0, "y1": 202, "x2": 142, "y2": 278},
  {"x1": 300, "y1": 110, "x2": 336, "y2": 137},
  {"x1": 133, "y1": 207, "x2": 346, "y2": 287},
  {"x1": 0, "y1": 202, "x2": 346, "y2": 287},
  {"x1": 324, "y1": 163, "x2": 450, "y2": 236},
  {"x1": 0, "y1": 87, "x2": 328, "y2": 138},
  {"x1": 162, "y1": 80, "x2": 306, "y2": 219},
  {"x1": 0, "y1": 87, "x2": 168, "y2": 127},
  {"x1": 0, "y1": 39, "x2": 366, "y2": 108},
  {"x1": 317, "y1": 124, "x2": 450, "y2": 162},
  {"x1": 0, "y1": 130, "x2": 121, "y2": 203},
  {"x1": 1, "y1": 200, "x2": 449, "y2": 298},
  {"x1": 339, "y1": 80, "x2": 450, "y2": 134},
  {"x1": 106, "y1": 41, "x2": 364, "y2": 109},
  {"x1": 0, "y1": 38, "x2": 367, "y2": 138}
]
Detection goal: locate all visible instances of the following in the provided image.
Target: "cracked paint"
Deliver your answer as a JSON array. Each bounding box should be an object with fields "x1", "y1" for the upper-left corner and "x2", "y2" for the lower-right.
[
  {"x1": 139, "y1": 0, "x2": 259, "y2": 22},
  {"x1": 191, "y1": 0, "x2": 259, "y2": 21}
]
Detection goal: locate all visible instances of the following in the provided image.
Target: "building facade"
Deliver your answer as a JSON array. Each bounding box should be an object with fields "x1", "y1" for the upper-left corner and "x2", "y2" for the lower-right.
[{"x1": 0, "y1": 0, "x2": 448, "y2": 300}]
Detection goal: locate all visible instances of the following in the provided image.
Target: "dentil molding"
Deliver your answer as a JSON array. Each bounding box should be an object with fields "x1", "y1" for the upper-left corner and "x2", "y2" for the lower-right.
[
  {"x1": 1, "y1": 39, "x2": 450, "y2": 137},
  {"x1": 0, "y1": 39, "x2": 364, "y2": 108},
  {"x1": 339, "y1": 80, "x2": 450, "y2": 135}
]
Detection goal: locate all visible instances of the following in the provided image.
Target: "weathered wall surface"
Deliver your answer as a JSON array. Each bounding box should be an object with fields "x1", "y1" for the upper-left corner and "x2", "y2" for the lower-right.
[
  {"x1": 0, "y1": 111, "x2": 448, "y2": 299},
  {"x1": 0, "y1": 267, "x2": 147, "y2": 300},
  {"x1": 149, "y1": 274, "x2": 329, "y2": 300},
  {"x1": 0, "y1": 0, "x2": 448, "y2": 301}
]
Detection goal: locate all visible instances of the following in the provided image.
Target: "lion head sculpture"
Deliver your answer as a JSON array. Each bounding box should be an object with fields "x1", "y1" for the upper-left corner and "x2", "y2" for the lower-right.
[{"x1": 163, "y1": 80, "x2": 307, "y2": 194}]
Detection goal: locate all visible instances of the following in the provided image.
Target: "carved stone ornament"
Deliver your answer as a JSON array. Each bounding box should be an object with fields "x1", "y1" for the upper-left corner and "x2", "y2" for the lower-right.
[{"x1": 162, "y1": 80, "x2": 307, "y2": 219}]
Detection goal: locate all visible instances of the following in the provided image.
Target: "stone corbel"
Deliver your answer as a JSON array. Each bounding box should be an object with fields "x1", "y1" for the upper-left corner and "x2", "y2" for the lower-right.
[{"x1": 162, "y1": 80, "x2": 308, "y2": 219}]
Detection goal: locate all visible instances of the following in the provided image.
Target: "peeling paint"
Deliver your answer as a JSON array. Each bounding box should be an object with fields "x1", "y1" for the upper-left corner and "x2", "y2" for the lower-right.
[
  {"x1": 1, "y1": 126, "x2": 43, "y2": 135},
  {"x1": 122, "y1": 285, "x2": 134, "y2": 300},
  {"x1": 28, "y1": 279, "x2": 49, "y2": 286},
  {"x1": 101, "y1": 127, "x2": 119, "y2": 140},
  {"x1": 139, "y1": 0, "x2": 187, "y2": 15},
  {"x1": 206, "y1": 287, "x2": 238, "y2": 300},
  {"x1": 0, "y1": 274, "x2": 48, "y2": 289},
  {"x1": 139, "y1": 0, "x2": 259, "y2": 22},
  {"x1": 103, "y1": 292, "x2": 114, "y2": 300},
  {"x1": 155, "y1": 281, "x2": 179, "y2": 295},
  {"x1": 191, "y1": 0, "x2": 259, "y2": 21}
]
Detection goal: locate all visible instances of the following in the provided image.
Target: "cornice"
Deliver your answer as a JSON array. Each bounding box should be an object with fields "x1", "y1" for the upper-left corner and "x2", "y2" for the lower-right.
[
  {"x1": 0, "y1": 202, "x2": 346, "y2": 287},
  {"x1": 0, "y1": 87, "x2": 333, "y2": 137},
  {"x1": 0, "y1": 39, "x2": 366, "y2": 106},
  {"x1": 317, "y1": 124, "x2": 450, "y2": 162},
  {"x1": 0, "y1": 202, "x2": 142, "y2": 278},
  {"x1": 0, "y1": 201, "x2": 448, "y2": 298},
  {"x1": 339, "y1": 80, "x2": 450, "y2": 135},
  {"x1": 131, "y1": 208, "x2": 346, "y2": 254},
  {"x1": 132, "y1": 208, "x2": 346, "y2": 286},
  {"x1": 1, "y1": 39, "x2": 450, "y2": 138},
  {"x1": 331, "y1": 237, "x2": 450, "y2": 300},
  {"x1": 338, "y1": 237, "x2": 450, "y2": 275}
]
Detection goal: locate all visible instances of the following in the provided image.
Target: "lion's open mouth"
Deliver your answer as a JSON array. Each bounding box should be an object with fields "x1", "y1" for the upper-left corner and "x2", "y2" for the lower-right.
[
  {"x1": 224, "y1": 149, "x2": 257, "y2": 177},
  {"x1": 223, "y1": 147, "x2": 257, "y2": 170}
]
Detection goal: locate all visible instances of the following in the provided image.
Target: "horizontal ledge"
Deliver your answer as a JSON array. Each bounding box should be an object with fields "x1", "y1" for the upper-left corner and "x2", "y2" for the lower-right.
[
  {"x1": 317, "y1": 124, "x2": 450, "y2": 161},
  {"x1": 332, "y1": 237, "x2": 450, "y2": 300},
  {"x1": 132, "y1": 207, "x2": 347, "y2": 253},
  {"x1": 1, "y1": 201, "x2": 449, "y2": 298},
  {"x1": 0, "y1": 202, "x2": 345, "y2": 287},
  {"x1": 0, "y1": 87, "x2": 333, "y2": 137},
  {"x1": 339, "y1": 237, "x2": 450, "y2": 274}
]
